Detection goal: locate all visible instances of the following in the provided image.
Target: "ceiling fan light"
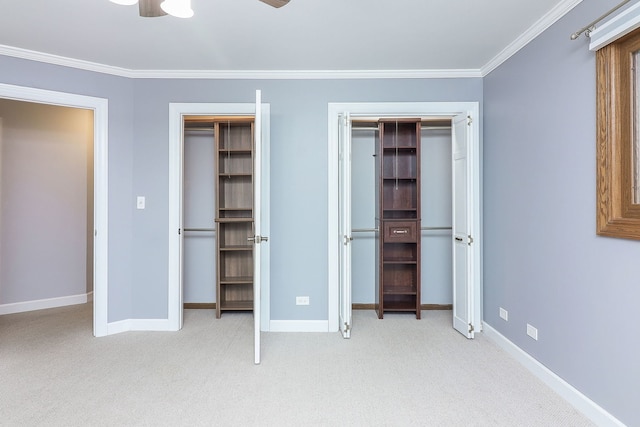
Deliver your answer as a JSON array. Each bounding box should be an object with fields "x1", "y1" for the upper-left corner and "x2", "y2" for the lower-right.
[
  {"x1": 110, "y1": 0, "x2": 138, "y2": 5},
  {"x1": 160, "y1": 0, "x2": 194, "y2": 18}
]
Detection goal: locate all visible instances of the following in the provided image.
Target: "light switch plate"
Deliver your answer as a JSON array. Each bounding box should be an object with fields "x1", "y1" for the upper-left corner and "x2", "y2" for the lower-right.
[{"x1": 136, "y1": 196, "x2": 145, "y2": 210}]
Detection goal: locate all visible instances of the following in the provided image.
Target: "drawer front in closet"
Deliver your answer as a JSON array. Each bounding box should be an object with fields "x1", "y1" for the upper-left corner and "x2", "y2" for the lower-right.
[{"x1": 383, "y1": 221, "x2": 417, "y2": 242}]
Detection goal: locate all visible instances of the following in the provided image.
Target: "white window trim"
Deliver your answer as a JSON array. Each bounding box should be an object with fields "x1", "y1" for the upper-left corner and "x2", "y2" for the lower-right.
[{"x1": 590, "y1": 2, "x2": 640, "y2": 51}]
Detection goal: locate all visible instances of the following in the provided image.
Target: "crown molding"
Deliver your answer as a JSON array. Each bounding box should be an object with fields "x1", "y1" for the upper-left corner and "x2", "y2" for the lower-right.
[
  {"x1": 481, "y1": 0, "x2": 583, "y2": 76},
  {"x1": 133, "y1": 68, "x2": 482, "y2": 79},
  {"x1": 0, "y1": 44, "x2": 481, "y2": 80},
  {"x1": 0, "y1": 44, "x2": 132, "y2": 77}
]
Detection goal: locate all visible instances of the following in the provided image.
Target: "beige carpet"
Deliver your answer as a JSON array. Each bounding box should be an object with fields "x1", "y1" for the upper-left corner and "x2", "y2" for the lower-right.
[{"x1": 0, "y1": 304, "x2": 594, "y2": 426}]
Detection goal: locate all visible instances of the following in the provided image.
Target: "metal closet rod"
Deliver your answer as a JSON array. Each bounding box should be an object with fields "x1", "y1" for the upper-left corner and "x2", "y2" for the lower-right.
[
  {"x1": 351, "y1": 125, "x2": 451, "y2": 131},
  {"x1": 570, "y1": 0, "x2": 631, "y2": 40},
  {"x1": 183, "y1": 227, "x2": 216, "y2": 232},
  {"x1": 352, "y1": 226, "x2": 452, "y2": 233}
]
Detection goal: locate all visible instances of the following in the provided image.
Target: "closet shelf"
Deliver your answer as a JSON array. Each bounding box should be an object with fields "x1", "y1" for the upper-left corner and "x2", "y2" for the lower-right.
[
  {"x1": 220, "y1": 276, "x2": 253, "y2": 285},
  {"x1": 218, "y1": 148, "x2": 252, "y2": 153}
]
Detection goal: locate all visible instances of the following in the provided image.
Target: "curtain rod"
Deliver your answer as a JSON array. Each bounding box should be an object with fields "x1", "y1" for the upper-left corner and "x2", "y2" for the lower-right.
[{"x1": 571, "y1": 0, "x2": 631, "y2": 40}]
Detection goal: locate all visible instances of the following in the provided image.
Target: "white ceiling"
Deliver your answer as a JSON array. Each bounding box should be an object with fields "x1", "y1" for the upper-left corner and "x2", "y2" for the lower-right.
[{"x1": 0, "y1": 0, "x2": 578, "y2": 76}]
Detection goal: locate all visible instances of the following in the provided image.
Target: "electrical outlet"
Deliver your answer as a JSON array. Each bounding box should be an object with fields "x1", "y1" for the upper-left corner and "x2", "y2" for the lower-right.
[
  {"x1": 136, "y1": 196, "x2": 145, "y2": 210},
  {"x1": 527, "y1": 324, "x2": 538, "y2": 340},
  {"x1": 296, "y1": 296, "x2": 309, "y2": 306},
  {"x1": 499, "y1": 307, "x2": 508, "y2": 321}
]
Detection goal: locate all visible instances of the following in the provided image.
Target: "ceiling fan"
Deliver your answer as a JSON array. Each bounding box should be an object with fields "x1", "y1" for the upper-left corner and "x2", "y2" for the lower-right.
[{"x1": 111, "y1": 0, "x2": 290, "y2": 18}]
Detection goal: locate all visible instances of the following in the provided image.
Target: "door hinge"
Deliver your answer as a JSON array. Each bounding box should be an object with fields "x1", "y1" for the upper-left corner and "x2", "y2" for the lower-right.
[
  {"x1": 178, "y1": 228, "x2": 181, "y2": 235},
  {"x1": 344, "y1": 322, "x2": 351, "y2": 332},
  {"x1": 467, "y1": 115, "x2": 472, "y2": 126},
  {"x1": 469, "y1": 323, "x2": 474, "y2": 333},
  {"x1": 468, "y1": 235, "x2": 473, "y2": 246}
]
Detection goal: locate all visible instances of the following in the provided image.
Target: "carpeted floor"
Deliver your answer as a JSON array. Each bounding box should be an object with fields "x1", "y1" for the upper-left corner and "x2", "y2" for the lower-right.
[{"x1": 0, "y1": 304, "x2": 594, "y2": 426}]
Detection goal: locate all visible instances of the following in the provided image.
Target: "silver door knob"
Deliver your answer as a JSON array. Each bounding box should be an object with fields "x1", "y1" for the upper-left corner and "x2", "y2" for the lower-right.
[{"x1": 248, "y1": 235, "x2": 269, "y2": 244}]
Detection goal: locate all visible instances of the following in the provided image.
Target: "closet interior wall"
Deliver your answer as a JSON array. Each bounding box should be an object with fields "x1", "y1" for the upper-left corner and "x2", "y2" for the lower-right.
[{"x1": 182, "y1": 122, "x2": 217, "y2": 305}]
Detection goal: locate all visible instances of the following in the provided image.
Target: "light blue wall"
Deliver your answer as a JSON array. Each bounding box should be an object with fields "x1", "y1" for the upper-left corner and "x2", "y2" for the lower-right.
[
  {"x1": 130, "y1": 78, "x2": 482, "y2": 320},
  {"x1": 0, "y1": 56, "x2": 135, "y2": 322},
  {"x1": 483, "y1": 0, "x2": 640, "y2": 425},
  {"x1": 0, "y1": 59, "x2": 482, "y2": 321}
]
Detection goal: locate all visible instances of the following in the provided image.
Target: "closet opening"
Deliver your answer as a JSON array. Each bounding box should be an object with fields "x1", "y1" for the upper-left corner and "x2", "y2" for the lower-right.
[
  {"x1": 167, "y1": 96, "x2": 270, "y2": 363},
  {"x1": 328, "y1": 101, "x2": 481, "y2": 339},
  {"x1": 181, "y1": 116, "x2": 257, "y2": 319}
]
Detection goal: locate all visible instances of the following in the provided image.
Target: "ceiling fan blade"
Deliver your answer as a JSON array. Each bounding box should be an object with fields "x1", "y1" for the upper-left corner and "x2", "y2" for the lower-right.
[
  {"x1": 139, "y1": 0, "x2": 167, "y2": 17},
  {"x1": 259, "y1": 0, "x2": 290, "y2": 8}
]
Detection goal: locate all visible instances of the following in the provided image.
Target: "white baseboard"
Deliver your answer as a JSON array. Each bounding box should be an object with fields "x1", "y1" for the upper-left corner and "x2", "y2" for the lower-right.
[
  {"x1": 106, "y1": 318, "x2": 173, "y2": 335},
  {"x1": 0, "y1": 292, "x2": 92, "y2": 315},
  {"x1": 106, "y1": 318, "x2": 328, "y2": 335},
  {"x1": 269, "y1": 319, "x2": 329, "y2": 332},
  {"x1": 482, "y1": 322, "x2": 625, "y2": 427}
]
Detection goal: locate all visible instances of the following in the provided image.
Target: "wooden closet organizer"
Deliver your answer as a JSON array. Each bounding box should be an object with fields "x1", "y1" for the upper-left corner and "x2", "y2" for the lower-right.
[
  {"x1": 375, "y1": 119, "x2": 421, "y2": 319},
  {"x1": 214, "y1": 118, "x2": 255, "y2": 318}
]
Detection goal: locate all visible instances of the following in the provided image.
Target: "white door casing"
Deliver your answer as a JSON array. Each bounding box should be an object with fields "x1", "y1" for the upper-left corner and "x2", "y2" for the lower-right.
[
  {"x1": 168, "y1": 101, "x2": 271, "y2": 334},
  {"x1": 327, "y1": 102, "x2": 481, "y2": 335},
  {"x1": 338, "y1": 113, "x2": 353, "y2": 338},
  {"x1": 0, "y1": 83, "x2": 109, "y2": 337}
]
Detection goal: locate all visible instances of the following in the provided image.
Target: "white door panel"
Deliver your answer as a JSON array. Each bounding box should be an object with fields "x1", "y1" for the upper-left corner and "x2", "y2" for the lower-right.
[
  {"x1": 253, "y1": 90, "x2": 264, "y2": 364},
  {"x1": 338, "y1": 113, "x2": 353, "y2": 338},
  {"x1": 452, "y1": 114, "x2": 474, "y2": 338}
]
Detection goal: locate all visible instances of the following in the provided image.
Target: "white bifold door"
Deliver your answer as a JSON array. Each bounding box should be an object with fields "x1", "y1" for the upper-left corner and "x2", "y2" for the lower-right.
[
  {"x1": 451, "y1": 114, "x2": 476, "y2": 339},
  {"x1": 338, "y1": 113, "x2": 352, "y2": 338}
]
